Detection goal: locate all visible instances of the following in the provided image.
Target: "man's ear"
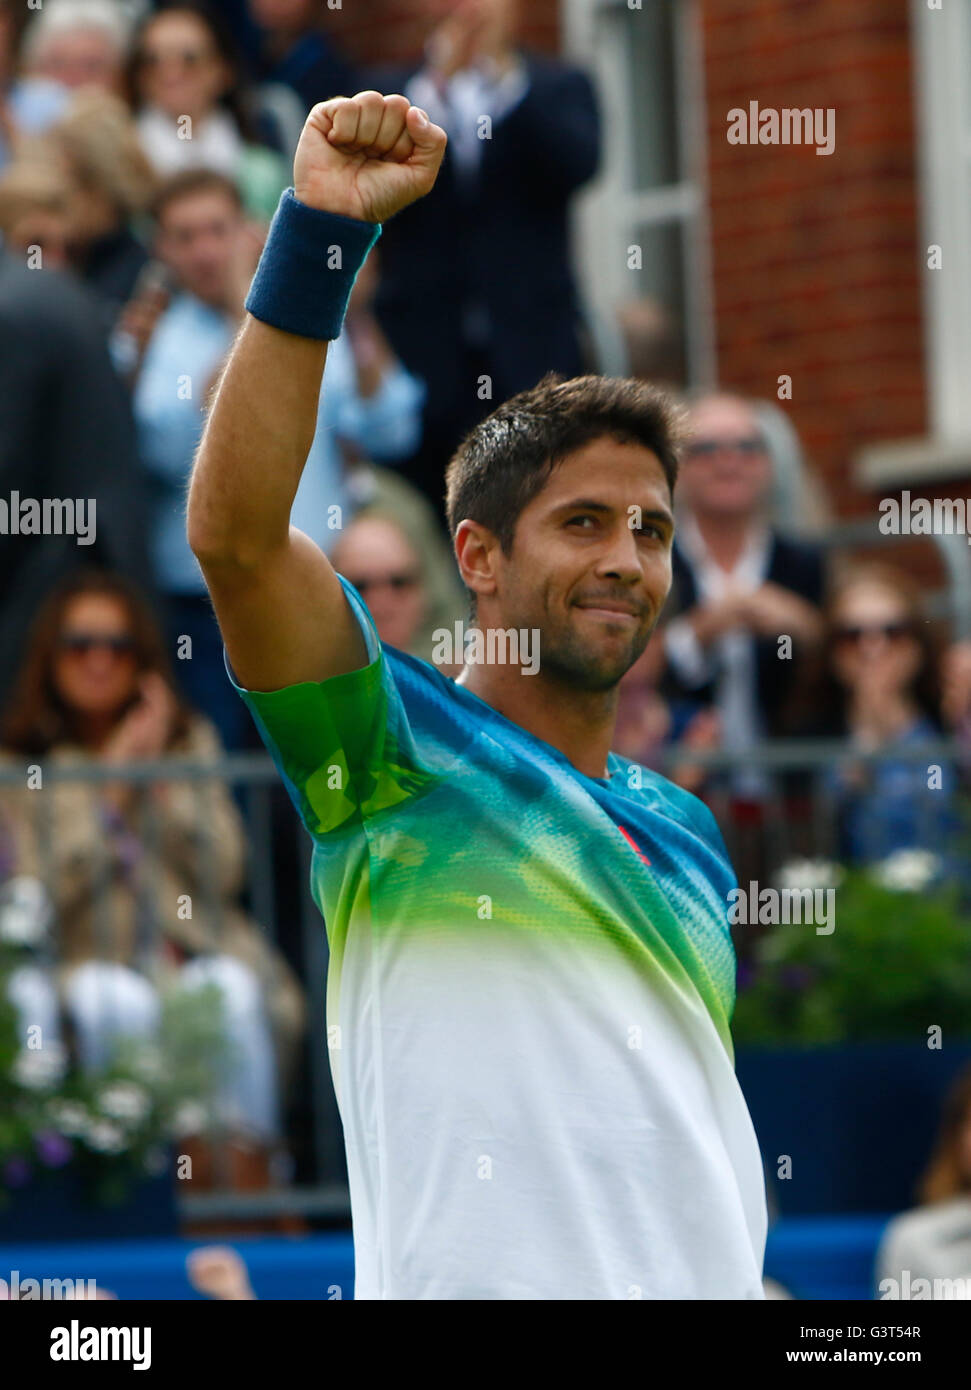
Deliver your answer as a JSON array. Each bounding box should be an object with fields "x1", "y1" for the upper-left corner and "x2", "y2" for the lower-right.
[{"x1": 454, "y1": 519, "x2": 499, "y2": 611}]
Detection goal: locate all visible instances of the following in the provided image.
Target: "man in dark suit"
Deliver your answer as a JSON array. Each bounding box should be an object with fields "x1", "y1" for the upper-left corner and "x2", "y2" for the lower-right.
[
  {"x1": 0, "y1": 252, "x2": 152, "y2": 709},
  {"x1": 364, "y1": 0, "x2": 601, "y2": 515},
  {"x1": 662, "y1": 393, "x2": 825, "y2": 765},
  {"x1": 247, "y1": 0, "x2": 357, "y2": 114}
]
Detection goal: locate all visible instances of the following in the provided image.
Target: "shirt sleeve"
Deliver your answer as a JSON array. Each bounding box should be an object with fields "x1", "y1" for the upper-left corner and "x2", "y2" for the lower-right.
[
  {"x1": 223, "y1": 577, "x2": 434, "y2": 838},
  {"x1": 332, "y1": 360, "x2": 427, "y2": 461}
]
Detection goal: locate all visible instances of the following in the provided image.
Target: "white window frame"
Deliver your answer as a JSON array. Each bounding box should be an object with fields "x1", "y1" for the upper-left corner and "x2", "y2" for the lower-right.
[
  {"x1": 911, "y1": 0, "x2": 971, "y2": 442},
  {"x1": 561, "y1": 0, "x2": 715, "y2": 384}
]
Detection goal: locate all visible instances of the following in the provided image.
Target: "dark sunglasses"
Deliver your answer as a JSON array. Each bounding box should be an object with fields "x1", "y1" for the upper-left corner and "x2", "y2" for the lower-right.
[
  {"x1": 832, "y1": 621, "x2": 914, "y2": 646},
  {"x1": 685, "y1": 436, "x2": 766, "y2": 459},
  {"x1": 346, "y1": 573, "x2": 420, "y2": 596},
  {"x1": 138, "y1": 47, "x2": 213, "y2": 69},
  {"x1": 58, "y1": 631, "x2": 137, "y2": 658}
]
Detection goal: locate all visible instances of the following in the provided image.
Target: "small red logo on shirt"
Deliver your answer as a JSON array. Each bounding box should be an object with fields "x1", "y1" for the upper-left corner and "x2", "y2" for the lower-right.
[{"x1": 618, "y1": 825, "x2": 651, "y2": 866}]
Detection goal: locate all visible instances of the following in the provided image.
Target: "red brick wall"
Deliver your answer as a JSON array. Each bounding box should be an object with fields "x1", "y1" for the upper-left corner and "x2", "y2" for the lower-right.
[
  {"x1": 322, "y1": 0, "x2": 561, "y2": 68},
  {"x1": 700, "y1": 0, "x2": 926, "y2": 519}
]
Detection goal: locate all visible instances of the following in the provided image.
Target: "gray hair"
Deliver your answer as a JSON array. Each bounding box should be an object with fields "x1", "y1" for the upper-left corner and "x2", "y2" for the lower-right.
[{"x1": 23, "y1": 0, "x2": 135, "y2": 65}]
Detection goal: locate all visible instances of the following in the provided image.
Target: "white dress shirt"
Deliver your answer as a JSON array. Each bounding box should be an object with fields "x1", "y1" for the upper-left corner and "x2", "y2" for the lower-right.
[{"x1": 665, "y1": 514, "x2": 772, "y2": 797}]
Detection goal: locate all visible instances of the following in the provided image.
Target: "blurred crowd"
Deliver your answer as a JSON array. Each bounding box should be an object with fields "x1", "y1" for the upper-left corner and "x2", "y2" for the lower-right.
[{"x1": 0, "y1": 0, "x2": 970, "y2": 1223}]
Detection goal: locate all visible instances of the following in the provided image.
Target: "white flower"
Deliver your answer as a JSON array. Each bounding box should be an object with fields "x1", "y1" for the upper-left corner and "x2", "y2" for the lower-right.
[
  {"x1": 47, "y1": 1100, "x2": 90, "y2": 1136},
  {"x1": 872, "y1": 849, "x2": 941, "y2": 893},
  {"x1": 0, "y1": 876, "x2": 53, "y2": 947},
  {"x1": 169, "y1": 1101, "x2": 209, "y2": 1138},
  {"x1": 83, "y1": 1119, "x2": 128, "y2": 1155},
  {"x1": 96, "y1": 1082, "x2": 150, "y2": 1126},
  {"x1": 774, "y1": 859, "x2": 845, "y2": 893},
  {"x1": 12, "y1": 1041, "x2": 67, "y2": 1090}
]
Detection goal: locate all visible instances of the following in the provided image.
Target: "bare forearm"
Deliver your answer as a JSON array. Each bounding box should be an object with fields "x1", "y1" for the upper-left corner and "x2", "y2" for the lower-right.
[{"x1": 187, "y1": 316, "x2": 328, "y2": 563}]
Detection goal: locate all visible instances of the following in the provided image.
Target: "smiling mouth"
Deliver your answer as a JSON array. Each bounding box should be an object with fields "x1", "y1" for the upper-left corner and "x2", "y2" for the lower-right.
[{"x1": 575, "y1": 605, "x2": 642, "y2": 623}]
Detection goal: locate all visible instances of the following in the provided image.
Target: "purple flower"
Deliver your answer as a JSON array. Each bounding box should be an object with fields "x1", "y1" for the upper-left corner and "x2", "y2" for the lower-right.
[
  {"x1": 780, "y1": 965, "x2": 815, "y2": 990},
  {"x1": 736, "y1": 960, "x2": 757, "y2": 991},
  {"x1": 3, "y1": 1156, "x2": 32, "y2": 1188},
  {"x1": 35, "y1": 1130, "x2": 73, "y2": 1168}
]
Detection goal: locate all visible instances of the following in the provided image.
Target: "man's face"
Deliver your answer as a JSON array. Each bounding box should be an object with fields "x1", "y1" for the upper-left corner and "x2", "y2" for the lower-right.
[
  {"x1": 679, "y1": 395, "x2": 772, "y2": 520},
  {"x1": 35, "y1": 29, "x2": 123, "y2": 92},
  {"x1": 485, "y1": 438, "x2": 675, "y2": 692},
  {"x1": 333, "y1": 516, "x2": 427, "y2": 653},
  {"x1": 156, "y1": 190, "x2": 241, "y2": 306}
]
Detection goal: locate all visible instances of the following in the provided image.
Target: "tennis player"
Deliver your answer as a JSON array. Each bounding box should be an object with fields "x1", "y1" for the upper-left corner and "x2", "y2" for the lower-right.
[{"x1": 187, "y1": 91, "x2": 768, "y2": 1300}]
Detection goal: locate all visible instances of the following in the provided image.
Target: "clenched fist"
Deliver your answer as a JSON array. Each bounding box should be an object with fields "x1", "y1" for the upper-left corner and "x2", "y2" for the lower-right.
[{"x1": 294, "y1": 91, "x2": 447, "y2": 225}]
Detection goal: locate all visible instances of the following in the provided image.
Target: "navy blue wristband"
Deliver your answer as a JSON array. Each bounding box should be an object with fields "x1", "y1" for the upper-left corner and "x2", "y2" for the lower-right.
[{"x1": 245, "y1": 188, "x2": 382, "y2": 340}]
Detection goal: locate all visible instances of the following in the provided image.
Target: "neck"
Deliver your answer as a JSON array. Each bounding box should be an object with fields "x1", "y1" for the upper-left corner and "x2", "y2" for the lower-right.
[
  {"x1": 456, "y1": 660, "x2": 618, "y2": 781},
  {"x1": 692, "y1": 511, "x2": 760, "y2": 571},
  {"x1": 75, "y1": 711, "x2": 117, "y2": 750},
  {"x1": 848, "y1": 690, "x2": 919, "y2": 739}
]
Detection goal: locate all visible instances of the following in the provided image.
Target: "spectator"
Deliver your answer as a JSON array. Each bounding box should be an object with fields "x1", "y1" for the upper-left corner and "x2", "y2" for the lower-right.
[
  {"x1": 21, "y1": 0, "x2": 133, "y2": 97},
  {"x1": 803, "y1": 563, "x2": 958, "y2": 867},
  {"x1": 0, "y1": 569, "x2": 306, "y2": 1168},
  {"x1": 343, "y1": 462, "x2": 468, "y2": 665},
  {"x1": 875, "y1": 1062, "x2": 971, "y2": 1294},
  {"x1": 942, "y1": 638, "x2": 971, "y2": 775},
  {"x1": 128, "y1": 0, "x2": 288, "y2": 221},
  {"x1": 614, "y1": 623, "x2": 721, "y2": 797},
  {"x1": 365, "y1": 0, "x2": 601, "y2": 513},
  {"x1": 0, "y1": 157, "x2": 72, "y2": 268},
  {"x1": 45, "y1": 89, "x2": 157, "y2": 324},
  {"x1": 0, "y1": 245, "x2": 151, "y2": 712},
  {"x1": 0, "y1": 0, "x2": 71, "y2": 169},
  {"x1": 662, "y1": 392, "x2": 825, "y2": 781},
  {"x1": 130, "y1": 169, "x2": 423, "y2": 747},
  {"x1": 247, "y1": 0, "x2": 356, "y2": 115},
  {"x1": 331, "y1": 514, "x2": 438, "y2": 663}
]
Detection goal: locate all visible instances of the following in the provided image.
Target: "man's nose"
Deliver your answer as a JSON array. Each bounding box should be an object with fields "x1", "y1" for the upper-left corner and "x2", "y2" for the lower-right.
[{"x1": 596, "y1": 526, "x2": 642, "y2": 580}]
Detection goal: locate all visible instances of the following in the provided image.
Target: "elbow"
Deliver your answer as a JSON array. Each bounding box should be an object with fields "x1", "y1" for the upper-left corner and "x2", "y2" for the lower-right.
[
  {"x1": 186, "y1": 508, "x2": 228, "y2": 568},
  {"x1": 187, "y1": 510, "x2": 253, "y2": 576},
  {"x1": 187, "y1": 511, "x2": 280, "y2": 582}
]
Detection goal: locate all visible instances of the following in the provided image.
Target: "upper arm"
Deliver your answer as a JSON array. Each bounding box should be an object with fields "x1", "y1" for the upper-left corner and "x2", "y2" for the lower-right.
[{"x1": 199, "y1": 525, "x2": 368, "y2": 692}]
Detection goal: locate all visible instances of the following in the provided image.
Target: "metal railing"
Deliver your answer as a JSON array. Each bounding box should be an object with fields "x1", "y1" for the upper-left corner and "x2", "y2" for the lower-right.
[
  {"x1": 1, "y1": 735, "x2": 968, "y2": 1221},
  {"x1": 0, "y1": 752, "x2": 347, "y2": 1223}
]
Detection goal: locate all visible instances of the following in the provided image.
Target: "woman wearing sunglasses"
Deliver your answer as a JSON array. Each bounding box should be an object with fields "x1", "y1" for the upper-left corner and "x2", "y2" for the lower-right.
[
  {"x1": 809, "y1": 563, "x2": 960, "y2": 868},
  {"x1": 127, "y1": 0, "x2": 287, "y2": 222},
  {"x1": 0, "y1": 569, "x2": 305, "y2": 1187}
]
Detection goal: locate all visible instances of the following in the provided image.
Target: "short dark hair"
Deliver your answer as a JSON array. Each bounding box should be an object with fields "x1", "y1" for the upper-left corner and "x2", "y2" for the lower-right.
[
  {"x1": 444, "y1": 373, "x2": 684, "y2": 554},
  {"x1": 151, "y1": 168, "x2": 243, "y2": 225}
]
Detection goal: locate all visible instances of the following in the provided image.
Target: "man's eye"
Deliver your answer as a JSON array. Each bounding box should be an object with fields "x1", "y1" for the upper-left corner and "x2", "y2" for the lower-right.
[{"x1": 568, "y1": 515, "x2": 596, "y2": 528}]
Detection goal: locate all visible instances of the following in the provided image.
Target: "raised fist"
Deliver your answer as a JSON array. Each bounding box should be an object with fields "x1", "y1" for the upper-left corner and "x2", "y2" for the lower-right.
[{"x1": 294, "y1": 91, "x2": 447, "y2": 225}]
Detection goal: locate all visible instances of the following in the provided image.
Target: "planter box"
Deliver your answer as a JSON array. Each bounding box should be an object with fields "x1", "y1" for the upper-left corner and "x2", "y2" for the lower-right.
[
  {"x1": 735, "y1": 1040, "x2": 971, "y2": 1216},
  {"x1": 0, "y1": 1170, "x2": 177, "y2": 1244}
]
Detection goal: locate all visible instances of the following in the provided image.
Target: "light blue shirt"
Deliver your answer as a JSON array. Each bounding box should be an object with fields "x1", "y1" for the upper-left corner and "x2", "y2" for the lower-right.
[
  {"x1": 0, "y1": 79, "x2": 69, "y2": 168},
  {"x1": 134, "y1": 293, "x2": 426, "y2": 594}
]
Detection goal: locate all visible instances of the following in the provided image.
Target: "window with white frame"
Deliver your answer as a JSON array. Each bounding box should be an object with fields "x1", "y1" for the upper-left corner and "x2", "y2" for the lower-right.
[
  {"x1": 562, "y1": 0, "x2": 714, "y2": 385},
  {"x1": 912, "y1": 0, "x2": 971, "y2": 443}
]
